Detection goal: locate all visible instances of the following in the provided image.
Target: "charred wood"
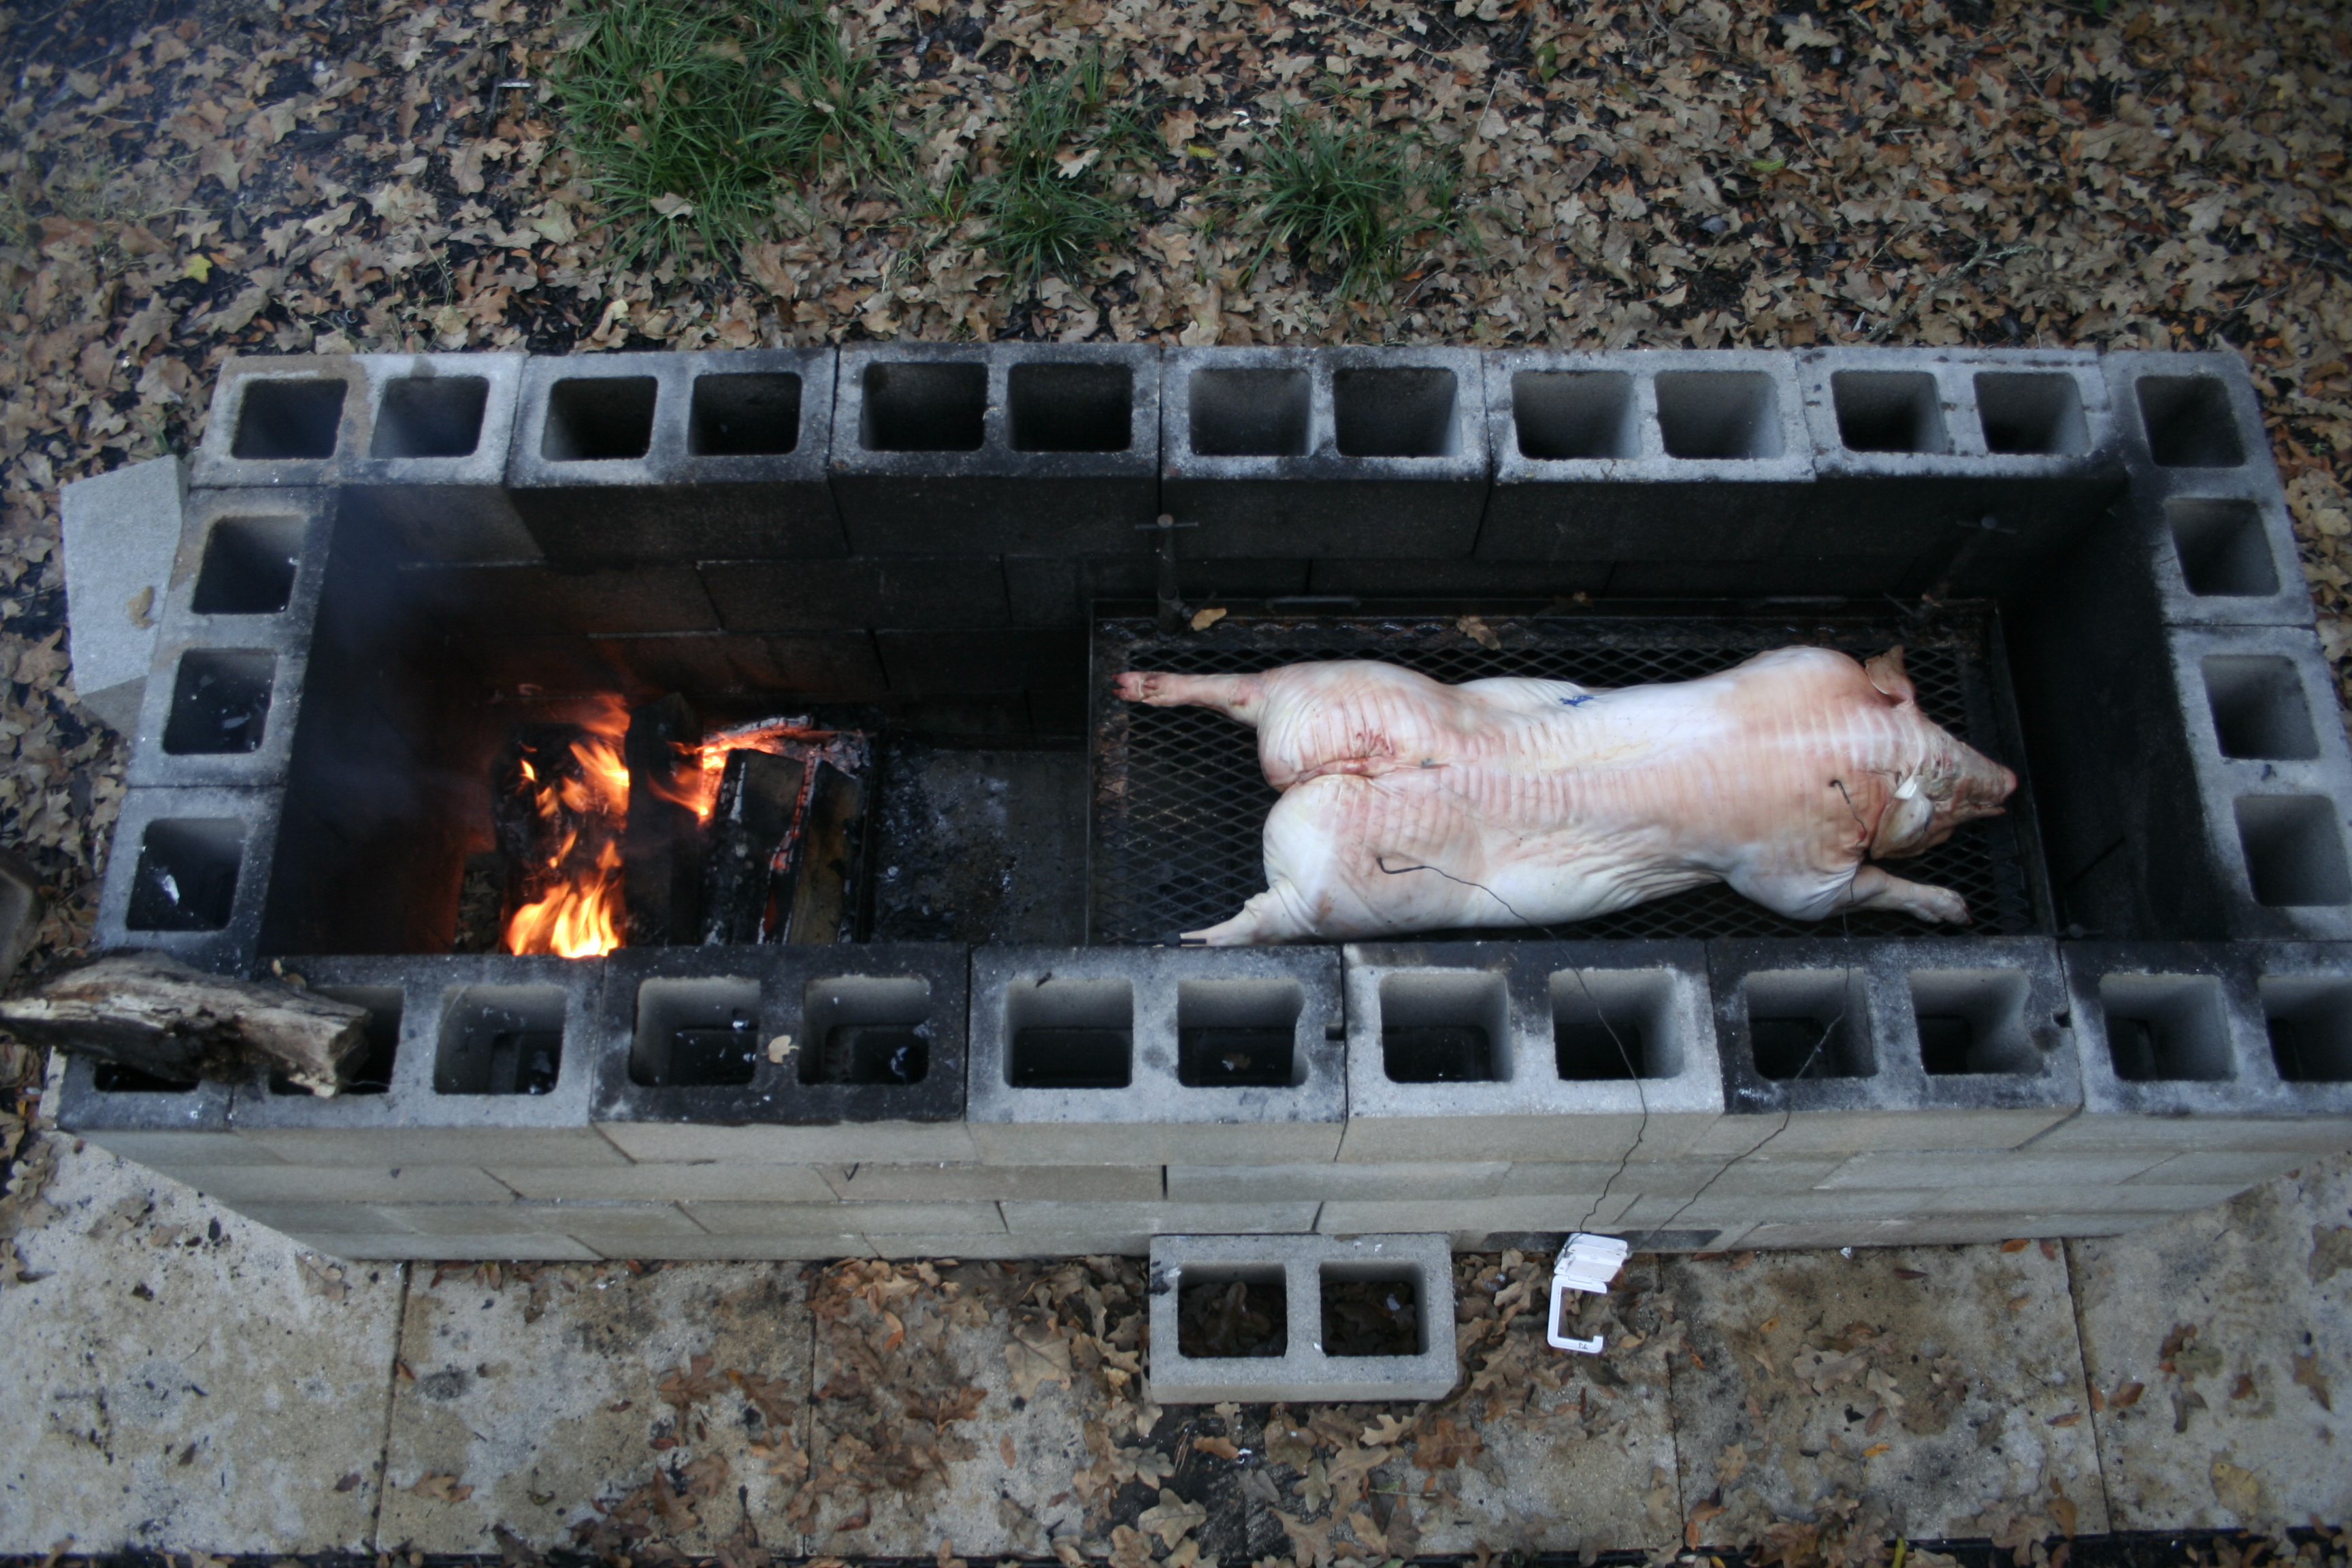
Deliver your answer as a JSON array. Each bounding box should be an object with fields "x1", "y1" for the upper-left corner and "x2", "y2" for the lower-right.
[
  {"x1": 700, "y1": 749, "x2": 805, "y2": 945},
  {"x1": 785, "y1": 761, "x2": 866, "y2": 945},
  {"x1": 623, "y1": 693, "x2": 704, "y2": 946}
]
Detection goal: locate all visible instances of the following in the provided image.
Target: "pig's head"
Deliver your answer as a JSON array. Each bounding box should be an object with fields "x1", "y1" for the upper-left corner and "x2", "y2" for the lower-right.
[{"x1": 1863, "y1": 646, "x2": 2020, "y2": 860}]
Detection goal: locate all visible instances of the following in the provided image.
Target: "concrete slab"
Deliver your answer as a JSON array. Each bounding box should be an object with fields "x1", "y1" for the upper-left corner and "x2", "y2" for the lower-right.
[
  {"x1": 375, "y1": 1258, "x2": 811, "y2": 1554},
  {"x1": 2067, "y1": 1148, "x2": 2352, "y2": 1530},
  {"x1": 0, "y1": 1134, "x2": 404, "y2": 1554},
  {"x1": 1663, "y1": 1239, "x2": 2110, "y2": 1541}
]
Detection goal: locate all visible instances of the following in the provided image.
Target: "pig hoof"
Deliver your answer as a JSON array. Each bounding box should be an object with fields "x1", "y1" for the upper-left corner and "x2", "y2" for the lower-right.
[{"x1": 1113, "y1": 671, "x2": 1158, "y2": 702}]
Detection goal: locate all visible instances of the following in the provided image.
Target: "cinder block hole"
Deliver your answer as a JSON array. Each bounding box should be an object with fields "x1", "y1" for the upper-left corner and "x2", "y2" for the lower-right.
[
  {"x1": 93, "y1": 1063, "x2": 200, "y2": 1092},
  {"x1": 1188, "y1": 367, "x2": 1311, "y2": 457},
  {"x1": 161, "y1": 649, "x2": 275, "y2": 755},
  {"x1": 1831, "y1": 370, "x2": 1950, "y2": 454},
  {"x1": 2166, "y1": 499, "x2": 2278, "y2": 597},
  {"x1": 1379, "y1": 970, "x2": 1509, "y2": 1083},
  {"x1": 1320, "y1": 1263, "x2": 1422, "y2": 1356},
  {"x1": 2258, "y1": 977, "x2": 2352, "y2": 1083},
  {"x1": 1333, "y1": 366, "x2": 1460, "y2": 457},
  {"x1": 632, "y1": 977, "x2": 761, "y2": 1088},
  {"x1": 1175, "y1": 1265, "x2": 1288, "y2": 1357},
  {"x1": 370, "y1": 374, "x2": 488, "y2": 458},
  {"x1": 191, "y1": 514, "x2": 304, "y2": 615},
  {"x1": 1177, "y1": 978, "x2": 1304, "y2": 1088},
  {"x1": 1548, "y1": 968, "x2": 1681, "y2": 1079},
  {"x1": 1654, "y1": 370, "x2": 1784, "y2": 459},
  {"x1": 801, "y1": 974, "x2": 932, "y2": 1086},
  {"x1": 2136, "y1": 375, "x2": 2246, "y2": 467},
  {"x1": 1005, "y1": 976, "x2": 1131, "y2": 1088},
  {"x1": 125, "y1": 817, "x2": 243, "y2": 932},
  {"x1": 2202, "y1": 655, "x2": 2319, "y2": 761},
  {"x1": 541, "y1": 376, "x2": 658, "y2": 461},
  {"x1": 274, "y1": 985, "x2": 403, "y2": 1095},
  {"x1": 1744, "y1": 969, "x2": 1872, "y2": 1079},
  {"x1": 231, "y1": 377, "x2": 346, "y2": 460},
  {"x1": 861, "y1": 361, "x2": 986, "y2": 453},
  {"x1": 2234, "y1": 795, "x2": 2352, "y2": 907},
  {"x1": 435, "y1": 984, "x2": 566, "y2": 1094},
  {"x1": 1908, "y1": 968, "x2": 2038, "y2": 1075},
  {"x1": 1974, "y1": 372, "x2": 2089, "y2": 455},
  {"x1": 2097, "y1": 974, "x2": 2233, "y2": 1082},
  {"x1": 689, "y1": 372, "x2": 802, "y2": 457},
  {"x1": 1512, "y1": 370, "x2": 1638, "y2": 459},
  {"x1": 1008, "y1": 362, "x2": 1132, "y2": 453}
]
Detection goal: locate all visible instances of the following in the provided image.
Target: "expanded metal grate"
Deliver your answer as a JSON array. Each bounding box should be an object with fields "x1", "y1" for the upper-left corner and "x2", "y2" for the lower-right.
[{"x1": 1088, "y1": 609, "x2": 2048, "y2": 945}]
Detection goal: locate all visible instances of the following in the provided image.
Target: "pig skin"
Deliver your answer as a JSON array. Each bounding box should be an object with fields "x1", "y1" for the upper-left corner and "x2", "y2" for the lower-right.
[{"x1": 1112, "y1": 644, "x2": 2018, "y2": 944}]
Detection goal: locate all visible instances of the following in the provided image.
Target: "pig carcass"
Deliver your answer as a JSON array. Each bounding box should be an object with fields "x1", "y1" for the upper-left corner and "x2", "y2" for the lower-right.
[{"x1": 1113, "y1": 645, "x2": 2017, "y2": 944}]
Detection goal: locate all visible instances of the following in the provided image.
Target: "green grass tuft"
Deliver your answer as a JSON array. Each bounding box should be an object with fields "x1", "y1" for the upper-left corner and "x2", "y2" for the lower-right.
[
  {"x1": 555, "y1": 0, "x2": 903, "y2": 265},
  {"x1": 1235, "y1": 111, "x2": 1466, "y2": 302},
  {"x1": 970, "y1": 50, "x2": 1154, "y2": 299}
]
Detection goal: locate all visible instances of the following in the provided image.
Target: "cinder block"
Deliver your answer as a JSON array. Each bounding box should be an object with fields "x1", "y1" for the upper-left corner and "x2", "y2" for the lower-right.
[
  {"x1": 1787, "y1": 348, "x2": 2123, "y2": 588},
  {"x1": 1612, "y1": 1187, "x2": 1941, "y2": 1230},
  {"x1": 227, "y1": 1200, "x2": 412, "y2": 1235},
  {"x1": 1145, "y1": 1232, "x2": 1457, "y2": 1404},
  {"x1": 191, "y1": 355, "x2": 370, "y2": 489},
  {"x1": 292, "y1": 1231, "x2": 602, "y2": 1262},
  {"x1": 340, "y1": 353, "x2": 537, "y2": 561},
  {"x1": 1162, "y1": 346, "x2": 1490, "y2": 559},
  {"x1": 187, "y1": 1165, "x2": 514, "y2": 1204},
  {"x1": 1733, "y1": 1212, "x2": 2151, "y2": 1250},
  {"x1": 93, "y1": 786, "x2": 282, "y2": 973},
  {"x1": 378, "y1": 1200, "x2": 706, "y2": 1239},
  {"x1": 1318, "y1": 1196, "x2": 1635, "y2": 1243},
  {"x1": 225, "y1": 954, "x2": 627, "y2": 1166},
  {"x1": 821, "y1": 1164, "x2": 1166, "y2": 1202},
  {"x1": 2037, "y1": 943, "x2": 2352, "y2": 1154},
  {"x1": 1339, "y1": 941, "x2": 1724, "y2": 1164},
  {"x1": 2162, "y1": 624, "x2": 2352, "y2": 940},
  {"x1": 1917, "y1": 1181, "x2": 2243, "y2": 1216},
  {"x1": 700, "y1": 557, "x2": 1009, "y2": 633},
  {"x1": 1498, "y1": 1156, "x2": 1842, "y2": 1200},
  {"x1": 684, "y1": 1200, "x2": 1005, "y2": 1235},
  {"x1": 831, "y1": 342, "x2": 1161, "y2": 555},
  {"x1": 2127, "y1": 1148, "x2": 2330, "y2": 1185},
  {"x1": 1166, "y1": 1162, "x2": 1509, "y2": 1204},
  {"x1": 966, "y1": 945, "x2": 1346, "y2": 1165},
  {"x1": 404, "y1": 561, "x2": 721, "y2": 635},
  {"x1": 1478, "y1": 348, "x2": 1813, "y2": 564},
  {"x1": 1811, "y1": 1148, "x2": 2168, "y2": 1190},
  {"x1": 1699, "y1": 937, "x2": 2082, "y2": 1158},
  {"x1": 1305, "y1": 555, "x2": 1610, "y2": 600},
  {"x1": 865, "y1": 1232, "x2": 1151, "y2": 1260},
  {"x1": 1002, "y1": 1200, "x2": 1318, "y2": 1235},
  {"x1": 875, "y1": 629, "x2": 1085, "y2": 698},
  {"x1": 506, "y1": 349, "x2": 844, "y2": 566},
  {"x1": 59, "y1": 455, "x2": 186, "y2": 734},
  {"x1": 584, "y1": 1234, "x2": 874, "y2": 1261},
  {"x1": 589, "y1": 943, "x2": 973, "y2": 1164},
  {"x1": 52, "y1": 1051, "x2": 255, "y2": 1168},
  {"x1": 587, "y1": 632, "x2": 890, "y2": 702},
  {"x1": 492, "y1": 1164, "x2": 837, "y2": 1203},
  {"x1": 1007, "y1": 556, "x2": 1310, "y2": 629}
]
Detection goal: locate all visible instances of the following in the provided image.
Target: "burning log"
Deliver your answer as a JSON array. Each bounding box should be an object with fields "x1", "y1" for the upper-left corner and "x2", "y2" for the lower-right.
[
  {"x1": 623, "y1": 693, "x2": 704, "y2": 946},
  {"x1": 785, "y1": 761, "x2": 866, "y2": 945},
  {"x1": 0, "y1": 952, "x2": 369, "y2": 1094},
  {"x1": 700, "y1": 748, "x2": 806, "y2": 945}
]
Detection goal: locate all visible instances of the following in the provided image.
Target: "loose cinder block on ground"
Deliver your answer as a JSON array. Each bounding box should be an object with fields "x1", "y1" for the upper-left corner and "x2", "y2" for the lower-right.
[
  {"x1": 1477, "y1": 347, "x2": 1814, "y2": 565},
  {"x1": 1144, "y1": 1231, "x2": 1457, "y2": 1403},
  {"x1": 588, "y1": 942, "x2": 973, "y2": 1164},
  {"x1": 1162, "y1": 345, "x2": 1490, "y2": 559},
  {"x1": 965, "y1": 944, "x2": 1346, "y2": 1165},
  {"x1": 2161, "y1": 623, "x2": 2352, "y2": 940},
  {"x1": 1339, "y1": 941, "x2": 1723, "y2": 1164},
  {"x1": 58, "y1": 455, "x2": 186, "y2": 735},
  {"x1": 507, "y1": 348, "x2": 844, "y2": 566},
  {"x1": 831, "y1": 342, "x2": 1162, "y2": 555},
  {"x1": 1700, "y1": 936, "x2": 2082, "y2": 1159}
]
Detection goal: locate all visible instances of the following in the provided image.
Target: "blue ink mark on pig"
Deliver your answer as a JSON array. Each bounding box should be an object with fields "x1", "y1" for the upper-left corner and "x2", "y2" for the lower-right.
[{"x1": 1559, "y1": 694, "x2": 1597, "y2": 707}]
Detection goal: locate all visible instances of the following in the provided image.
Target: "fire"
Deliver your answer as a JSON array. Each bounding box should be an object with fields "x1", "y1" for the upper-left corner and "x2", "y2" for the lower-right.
[
  {"x1": 649, "y1": 716, "x2": 832, "y2": 824},
  {"x1": 503, "y1": 700, "x2": 631, "y2": 960}
]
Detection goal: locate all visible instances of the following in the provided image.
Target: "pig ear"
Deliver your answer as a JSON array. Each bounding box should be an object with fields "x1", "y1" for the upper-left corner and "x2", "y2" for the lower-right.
[{"x1": 1865, "y1": 647, "x2": 1916, "y2": 704}]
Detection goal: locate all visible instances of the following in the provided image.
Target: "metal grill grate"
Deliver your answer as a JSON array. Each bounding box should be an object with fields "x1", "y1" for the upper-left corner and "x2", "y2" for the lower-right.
[{"x1": 1088, "y1": 610, "x2": 2047, "y2": 945}]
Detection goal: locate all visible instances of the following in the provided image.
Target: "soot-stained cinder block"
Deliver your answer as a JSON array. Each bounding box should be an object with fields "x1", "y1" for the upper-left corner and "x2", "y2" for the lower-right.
[
  {"x1": 830, "y1": 342, "x2": 1161, "y2": 555},
  {"x1": 1479, "y1": 348, "x2": 1814, "y2": 566},
  {"x1": 223, "y1": 953, "x2": 623, "y2": 1166},
  {"x1": 589, "y1": 943, "x2": 973, "y2": 1164},
  {"x1": 94, "y1": 786, "x2": 282, "y2": 974},
  {"x1": 338, "y1": 351, "x2": 537, "y2": 561},
  {"x1": 966, "y1": 945, "x2": 1345, "y2": 1165},
  {"x1": 1162, "y1": 346, "x2": 1490, "y2": 559},
  {"x1": 1702, "y1": 937, "x2": 2081, "y2": 1158},
  {"x1": 700, "y1": 556, "x2": 1010, "y2": 633},
  {"x1": 875, "y1": 628, "x2": 1085, "y2": 697},
  {"x1": 1785, "y1": 348, "x2": 2123, "y2": 589},
  {"x1": 1145, "y1": 1232, "x2": 1457, "y2": 1403},
  {"x1": 2163, "y1": 623, "x2": 2352, "y2": 941},
  {"x1": 59, "y1": 455, "x2": 188, "y2": 736},
  {"x1": 404, "y1": 561, "x2": 723, "y2": 636},
  {"x1": 1338, "y1": 942, "x2": 1723, "y2": 1164},
  {"x1": 507, "y1": 349, "x2": 844, "y2": 565},
  {"x1": 1004, "y1": 555, "x2": 1312, "y2": 629}
]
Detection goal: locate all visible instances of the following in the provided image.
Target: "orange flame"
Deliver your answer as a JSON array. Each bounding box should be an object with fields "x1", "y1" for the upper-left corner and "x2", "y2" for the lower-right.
[
  {"x1": 649, "y1": 717, "x2": 833, "y2": 825},
  {"x1": 504, "y1": 700, "x2": 631, "y2": 960}
]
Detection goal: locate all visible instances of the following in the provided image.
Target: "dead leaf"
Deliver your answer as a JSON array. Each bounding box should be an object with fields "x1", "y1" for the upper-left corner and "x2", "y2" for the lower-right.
[
  {"x1": 1191, "y1": 1434, "x2": 1241, "y2": 1460},
  {"x1": 1138, "y1": 1488, "x2": 1207, "y2": 1548},
  {"x1": 2210, "y1": 1458, "x2": 2264, "y2": 1516},
  {"x1": 2292, "y1": 1351, "x2": 2334, "y2": 1411},
  {"x1": 410, "y1": 1473, "x2": 474, "y2": 1502},
  {"x1": 657, "y1": 1352, "x2": 723, "y2": 1411},
  {"x1": 1999, "y1": 1238, "x2": 2030, "y2": 1253},
  {"x1": 1003, "y1": 1328, "x2": 1072, "y2": 1400},
  {"x1": 2110, "y1": 1380, "x2": 2144, "y2": 1409},
  {"x1": 1189, "y1": 606, "x2": 1226, "y2": 631},
  {"x1": 1456, "y1": 614, "x2": 1501, "y2": 651}
]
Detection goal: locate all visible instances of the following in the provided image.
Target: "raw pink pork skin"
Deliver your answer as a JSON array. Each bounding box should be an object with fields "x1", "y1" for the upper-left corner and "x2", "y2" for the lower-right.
[{"x1": 1112, "y1": 646, "x2": 2018, "y2": 944}]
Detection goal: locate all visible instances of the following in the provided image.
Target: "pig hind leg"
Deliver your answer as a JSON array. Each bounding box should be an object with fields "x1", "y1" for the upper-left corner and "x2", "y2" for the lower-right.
[{"x1": 1112, "y1": 670, "x2": 1265, "y2": 726}]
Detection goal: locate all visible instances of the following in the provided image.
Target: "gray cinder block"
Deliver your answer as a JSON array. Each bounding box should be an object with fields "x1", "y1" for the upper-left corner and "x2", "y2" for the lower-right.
[
  {"x1": 589, "y1": 943, "x2": 973, "y2": 1164},
  {"x1": 1167, "y1": 1161, "x2": 1510, "y2": 1204},
  {"x1": 1478, "y1": 347, "x2": 1813, "y2": 565},
  {"x1": 1002, "y1": 1199, "x2": 1319, "y2": 1235},
  {"x1": 288, "y1": 1231, "x2": 603, "y2": 1262},
  {"x1": 51, "y1": 1051, "x2": 255, "y2": 1170},
  {"x1": 225, "y1": 953, "x2": 626, "y2": 1166},
  {"x1": 1701, "y1": 937, "x2": 2082, "y2": 1158},
  {"x1": 1162, "y1": 345, "x2": 1490, "y2": 559},
  {"x1": 93, "y1": 785, "x2": 282, "y2": 973},
  {"x1": 59, "y1": 455, "x2": 186, "y2": 735},
  {"x1": 507, "y1": 349, "x2": 844, "y2": 566},
  {"x1": 683, "y1": 1199, "x2": 1005, "y2": 1236},
  {"x1": 191, "y1": 355, "x2": 369, "y2": 489},
  {"x1": 340, "y1": 352, "x2": 536, "y2": 561},
  {"x1": 1339, "y1": 941, "x2": 1724, "y2": 1164},
  {"x1": 965, "y1": 945, "x2": 1347, "y2": 1165},
  {"x1": 831, "y1": 342, "x2": 1162, "y2": 555},
  {"x1": 1145, "y1": 1232, "x2": 1457, "y2": 1404},
  {"x1": 822, "y1": 1163, "x2": 1167, "y2": 1202}
]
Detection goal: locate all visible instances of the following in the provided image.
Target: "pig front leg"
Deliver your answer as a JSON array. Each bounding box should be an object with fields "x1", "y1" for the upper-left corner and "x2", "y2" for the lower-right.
[
  {"x1": 1726, "y1": 859, "x2": 1971, "y2": 925},
  {"x1": 1840, "y1": 862, "x2": 1971, "y2": 924},
  {"x1": 1113, "y1": 670, "x2": 1266, "y2": 726}
]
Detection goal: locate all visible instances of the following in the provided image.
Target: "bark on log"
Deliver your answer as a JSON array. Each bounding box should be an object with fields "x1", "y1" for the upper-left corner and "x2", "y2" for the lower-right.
[{"x1": 0, "y1": 952, "x2": 369, "y2": 1095}]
